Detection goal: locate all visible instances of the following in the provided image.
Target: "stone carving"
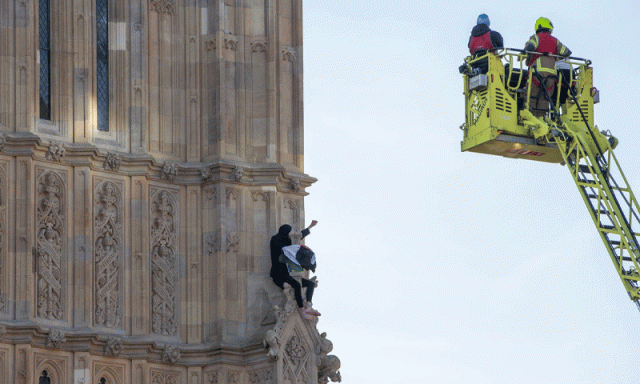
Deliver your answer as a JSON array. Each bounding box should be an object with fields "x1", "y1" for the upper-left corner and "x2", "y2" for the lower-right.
[
  {"x1": 205, "y1": 233, "x2": 218, "y2": 256},
  {"x1": 249, "y1": 369, "x2": 273, "y2": 384},
  {"x1": 225, "y1": 232, "x2": 239, "y2": 253},
  {"x1": 317, "y1": 355, "x2": 342, "y2": 384},
  {"x1": 36, "y1": 172, "x2": 65, "y2": 320},
  {"x1": 282, "y1": 331, "x2": 311, "y2": 383},
  {"x1": 103, "y1": 153, "x2": 122, "y2": 171},
  {"x1": 201, "y1": 166, "x2": 213, "y2": 181},
  {"x1": 286, "y1": 335, "x2": 307, "y2": 366},
  {"x1": 17, "y1": 348, "x2": 27, "y2": 383},
  {"x1": 264, "y1": 330, "x2": 280, "y2": 359},
  {"x1": 205, "y1": 39, "x2": 216, "y2": 51},
  {"x1": 316, "y1": 332, "x2": 342, "y2": 384},
  {"x1": 94, "y1": 181, "x2": 122, "y2": 328},
  {"x1": 228, "y1": 371, "x2": 240, "y2": 384},
  {"x1": 224, "y1": 38, "x2": 238, "y2": 51},
  {"x1": 251, "y1": 192, "x2": 267, "y2": 202},
  {"x1": 151, "y1": 190, "x2": 178, "y2": 336},
  {"x1": 251, "y1": 42, "x2": 267, "y2": 53},
  {"x1": 0, "y1": 136, "x2": 6, "y2": 151},
  {"x1": 150, "y1": 0, "x2": 175, "y2": 14},
  {"x1": 135, "y1": 365, "x2": 144, "y2": 384},
  {"x1": 46, "y1": 329, "x2": 67, "y2": 348},
  {"x1": 289, "y1": 177, "x2": 301, "y2": 192},
  {"x1": 263, "y1": 284, "x2": 297, "y2": 358},
  {"x1": 0, "y1": 324, "x2": 6, "y2": 337},
  {"x1": 205, "y1": 187, "x2": 217, "y2": 202},
  {"x1": 316, "y1": 332, "x2": 333, "y2": 356},
  {"x1": 161, "y1": 162, "x2": 178, "y2": 181},
  {"x1": 151, "y1": 371, "x2": 179, "y2": 384},
  {"x1": 229, "y1": 166, "x2": 244, "y2": 182},
  {"x1": 282, "y1": 50, "x2": 296, "y2": 63},
  {"x1": 104, "y1": 337, "x2": 123, "y2": 357},
  {"x1": 46, "y1": 142, "x2": 65, "y2": 162},
  {"x1": 161, "y1": 345, "x2": 181, "y2": 364},
  {"x1": 206, "y1": 372, "x2": 218, "y2": 384}
]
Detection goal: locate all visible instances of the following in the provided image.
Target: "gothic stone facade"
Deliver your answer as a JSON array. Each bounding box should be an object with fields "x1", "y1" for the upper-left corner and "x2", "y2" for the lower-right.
[{"x1": 0, "y1": 0, "x2": 340, "y2": 383}]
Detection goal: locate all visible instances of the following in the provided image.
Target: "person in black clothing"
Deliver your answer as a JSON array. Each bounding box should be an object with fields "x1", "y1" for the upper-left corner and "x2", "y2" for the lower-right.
[
  {"x1": 467, "y1": 14, "x2": 504, "y2": 74},
  {"x1": 270, "y1": 220, "x2": 321, "y2": 319}
]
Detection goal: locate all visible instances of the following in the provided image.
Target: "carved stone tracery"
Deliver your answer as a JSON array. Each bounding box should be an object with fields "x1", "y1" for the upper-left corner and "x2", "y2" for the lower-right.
[
  {"x1": 283, "y1": 332, "x2": 311, "y2": 383},
  {"x1": 285, "y1": 335, "x2": 307, "y2": 366},
  {"x1": 206, "y1": 371, "x2": 219, "y2": 384},
  {"x1": 251, "y1": 42, "x2": 267, "y2": 53},
  {"x1": 249, "y1": 368, "x2": 273, "y2": 384},
  {"x1": 150, "y1": 0, "x2": 175, "y2": 14},
  {"x1": 94, "y1": 181, "x2": 123, "y2": 328},
  {"x1": 36, "y1": 172, "x2": 65, "y2": 320},
  {"x1": 151, "y1": 371, "x2": 179, "y2": 384},
  {"x1": 224, "y1": 38, "x2": 238, "y2": 51},
  {"x1": 151, "y1": 190, "x2": 179, "y2": 336}
]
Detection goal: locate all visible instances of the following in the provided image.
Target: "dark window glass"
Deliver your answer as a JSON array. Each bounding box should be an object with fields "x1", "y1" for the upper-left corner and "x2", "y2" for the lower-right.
[
  {"x1": 39, "y1": 0, "x2": 51, "y2": 120},
  {"x1": 96, "y1": 0, "x2": 109, "y2": 131},
  {"x1": 39, "y1": 370, "x2": 51, "y2": 384},
  {"x1": 99, "y1": 378, "x2": 107, "y2": 384}
]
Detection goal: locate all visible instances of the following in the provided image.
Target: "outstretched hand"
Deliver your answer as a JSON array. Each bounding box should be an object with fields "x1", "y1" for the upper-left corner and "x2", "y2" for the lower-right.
[{"x1": 308, "y1": 220, "x2": 318, "y2": 229}]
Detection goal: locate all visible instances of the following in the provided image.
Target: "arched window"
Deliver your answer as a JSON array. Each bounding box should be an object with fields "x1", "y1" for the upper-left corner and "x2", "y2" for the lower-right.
[
  {"x1": 39, "y1": 370, "x2": 51, "y2": 384},
  {"x1": 96, "y1": 0, "x2": 109, "y2": 131},
  {"x1": 98, "y1": 378, "x2": 107, "y2": 384},
  {"x1": 38, "y1": 0, "x2": 51, "y2": 120}
]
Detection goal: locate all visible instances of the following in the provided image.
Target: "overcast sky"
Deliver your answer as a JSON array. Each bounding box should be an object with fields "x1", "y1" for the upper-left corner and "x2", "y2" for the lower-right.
[{"x1": 302, "y1": 1, "x2": 640, "y2": 383}]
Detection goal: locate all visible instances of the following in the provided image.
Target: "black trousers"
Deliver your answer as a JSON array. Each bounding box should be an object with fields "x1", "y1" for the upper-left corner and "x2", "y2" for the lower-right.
[{"x1": 273, "y1": 275, "x2": 315, "y2": 308}]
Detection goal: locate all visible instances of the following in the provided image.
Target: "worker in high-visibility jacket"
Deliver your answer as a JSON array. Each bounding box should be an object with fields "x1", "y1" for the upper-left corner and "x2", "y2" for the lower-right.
[{"x1": 523, "y1": 17, "x2": 571, "y2": 117}]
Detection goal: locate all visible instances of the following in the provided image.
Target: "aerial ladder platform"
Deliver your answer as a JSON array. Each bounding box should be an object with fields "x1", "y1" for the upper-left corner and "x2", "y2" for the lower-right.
[{"x1": 460, "y1": 49, "x2": 640, "y2": 311}]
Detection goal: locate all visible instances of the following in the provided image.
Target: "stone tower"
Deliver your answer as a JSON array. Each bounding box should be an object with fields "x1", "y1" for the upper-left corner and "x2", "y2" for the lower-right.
[{"x1": 0, "y1": 1, "x2": 340, "y2": 383}]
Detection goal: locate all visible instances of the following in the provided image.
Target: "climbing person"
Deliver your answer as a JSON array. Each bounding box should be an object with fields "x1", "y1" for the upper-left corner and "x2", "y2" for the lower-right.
[
  {"x1": 523, "y1": 17, "x2": 571, "y2": 117},
  {"x1": 270, "y1": 220, "x2": 321, "y2": 320},
  {"x1": 465, "y1": 13, "x2": 504, "y2": 74}
]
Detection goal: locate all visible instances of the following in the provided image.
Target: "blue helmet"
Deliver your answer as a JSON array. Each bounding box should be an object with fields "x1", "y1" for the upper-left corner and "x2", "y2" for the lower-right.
[{"x1": 477, "y1": 14, "x2": 490, "y2": 27}]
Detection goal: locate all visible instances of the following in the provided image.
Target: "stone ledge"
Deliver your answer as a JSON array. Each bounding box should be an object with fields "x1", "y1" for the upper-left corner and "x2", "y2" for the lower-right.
[
  {"x1": 0, "y1": 134, "x2": 317, "y2": 191},
  {"x1": 0, "y1": 322, "x2": 272, "y2": 367}
]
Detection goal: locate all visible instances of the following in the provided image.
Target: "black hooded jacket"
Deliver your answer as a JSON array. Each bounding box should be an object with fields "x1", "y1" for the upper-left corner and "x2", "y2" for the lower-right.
[
  {"x1": 269, "y1": 225, "x2": 310, "y2": 280},
  {"x1": 468, "y1": 24, "x2": 504, "y2": 54}
]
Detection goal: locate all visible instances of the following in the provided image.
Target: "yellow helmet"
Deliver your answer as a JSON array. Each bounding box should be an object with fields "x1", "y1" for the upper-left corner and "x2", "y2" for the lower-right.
[{"x1": 535, "y1": 17, "x2": 554, "y2": 33}]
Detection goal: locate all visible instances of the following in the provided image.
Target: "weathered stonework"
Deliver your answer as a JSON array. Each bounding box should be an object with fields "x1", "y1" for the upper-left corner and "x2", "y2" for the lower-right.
[{"x1": 0, "y1": 0, "x2": 336, "y2": 382}]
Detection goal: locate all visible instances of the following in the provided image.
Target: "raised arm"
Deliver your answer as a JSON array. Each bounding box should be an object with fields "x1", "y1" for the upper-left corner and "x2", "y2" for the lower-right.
[{"x1": 301, "y1": 220, "x2": 318, "y2": 239}]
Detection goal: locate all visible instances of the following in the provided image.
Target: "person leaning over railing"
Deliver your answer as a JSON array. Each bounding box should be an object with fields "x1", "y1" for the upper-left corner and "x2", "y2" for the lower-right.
[{"x1": 523, "y1": 17, "x2": 571, "y2": 117}]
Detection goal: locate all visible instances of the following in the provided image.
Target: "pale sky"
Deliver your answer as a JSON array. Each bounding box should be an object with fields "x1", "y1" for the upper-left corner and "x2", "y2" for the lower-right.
[{"x1": 302, "y1": 1, "x2": 640, "y2": 383}]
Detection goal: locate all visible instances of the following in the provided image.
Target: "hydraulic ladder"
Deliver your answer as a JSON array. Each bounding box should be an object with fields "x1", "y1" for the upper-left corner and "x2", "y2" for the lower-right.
[
  {"x1": 536, "y1": 75, "x2": 640, "y2": 310},
  {"x1": 552, "y1": 127, "x2": 640, "y2": 310}
]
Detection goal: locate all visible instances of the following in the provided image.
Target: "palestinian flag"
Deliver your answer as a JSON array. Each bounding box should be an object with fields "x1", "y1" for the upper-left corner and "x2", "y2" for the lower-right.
[{"x1": 279, "y1": 245, "x2": 316, "y2": 273}]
